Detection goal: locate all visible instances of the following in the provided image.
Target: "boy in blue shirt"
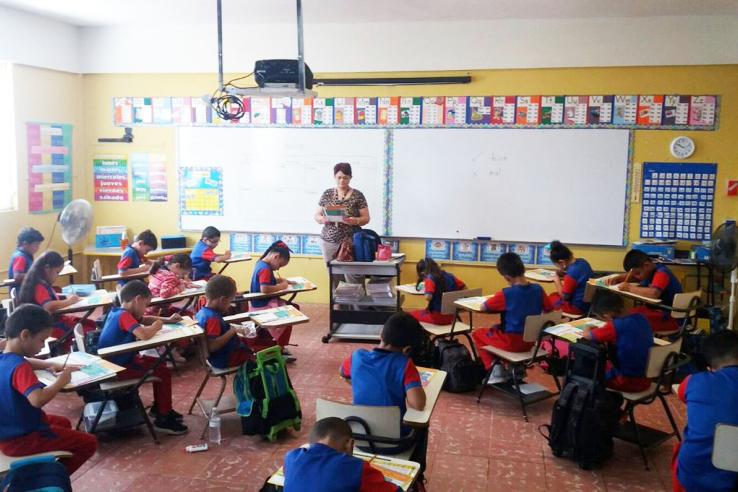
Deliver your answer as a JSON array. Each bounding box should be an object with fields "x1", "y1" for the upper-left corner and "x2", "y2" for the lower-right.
[
  {"x1": 117, "y1": 229, "x2": 158, "y2": 286},
  {"x1": 8, "y1": 227, "x2": 44, "y2": 286},
  {"x1": 283, "y1": 417, "x2": 400, "y2": 492},
  {"x1": 190, "y1": 226, "x2": 231, "y2": 281},
  {"x1": 674, "y1": 330, "x2": 738, "y2": 492},
  {"x1": 196, "y1": 275, "x2": 253, "y2": 369},
  {"x1": 0, "y1": 305, "x2": 97, "y2": 475}
]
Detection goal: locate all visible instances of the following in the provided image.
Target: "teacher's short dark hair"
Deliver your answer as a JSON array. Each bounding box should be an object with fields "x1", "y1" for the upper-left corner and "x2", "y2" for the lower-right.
[{"x1": 333, "y1": 162, "x2": 352, "y2": 176}]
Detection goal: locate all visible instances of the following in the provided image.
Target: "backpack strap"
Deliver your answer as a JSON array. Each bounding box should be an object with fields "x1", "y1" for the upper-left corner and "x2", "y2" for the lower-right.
[{"x1": 566, "y1": 385, "x2": 590, "y2": 448}]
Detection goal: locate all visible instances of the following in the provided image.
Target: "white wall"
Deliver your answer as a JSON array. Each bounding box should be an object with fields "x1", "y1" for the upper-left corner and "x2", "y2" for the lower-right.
[
  {"x1": 80, "y1": 15, "x2": 738, "y2": 73},
  {"x1": 0, "y1": 6, "x2": 80, "y2": 73}
]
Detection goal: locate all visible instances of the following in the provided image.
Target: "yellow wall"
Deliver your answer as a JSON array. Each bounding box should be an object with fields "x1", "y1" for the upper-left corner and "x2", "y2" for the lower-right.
[
  {"x1": 58, "y1": 66, "x2": 738, "y2": 304},
  {"x1": 1, "y1": 65, "x2": 87, "y2": 287}
]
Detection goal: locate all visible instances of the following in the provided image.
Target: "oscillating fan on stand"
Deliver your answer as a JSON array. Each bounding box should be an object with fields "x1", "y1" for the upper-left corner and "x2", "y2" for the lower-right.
[
  {"x1": 710, "y1": 220, "x2": 738, "y2": 330},
  {"x1": 50, "y1": 199, "x2": 94, "y2": 283}
]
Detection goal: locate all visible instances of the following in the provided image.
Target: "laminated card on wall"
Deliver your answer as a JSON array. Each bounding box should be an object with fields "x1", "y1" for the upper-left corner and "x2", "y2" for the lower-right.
[
  {"x1": 444, "y1": 96, "x2": 467, "y2": 125},
  {"x1": 291, "y1": 97, "x2": 313, "y2": 125},
  {"x1": 378, "y1": 97, "x2": 400, "y2": 125},
  {"x1": 114, "y1": 97, "x2": 133, "y2": 125},
  {"x1": 480, "y1": 242, "x2": 507, "y2": 263},
  {"x1": 334, "y1": 97, "x2": 356, "y2": 125},
  {"x1": 251, "y1": 97, "x2": 271, "y2": 125},
  {"x1": 467, "y1": 96, "x2": 492, "y2": 124},
  {"x1": 515, "y1": 96, "x2": 541, "y2": 125},
  {"x1": 171, "y1": 97, "x2": 193, "y2": 125},
  {"x1": 587, "y1": 96, "x2": 613, "y2": 124},
  {"x1": 132, "y1": 97, "x2": 153, "y2": 124},
  {"x1": 637, "y1": 95, "x2": 664, "y2": 126},
  {"x1": 492, "y1": 96, "x2": 516, "y2": 125},
  {"x1": 613, "y1": 95, "x2": 638, "y2": 125},
  {"x1": 355, "y1": 97, "x2": 377, "y2": 125},
  {"x1": 663, "y1": 96, "x2": 690, "y2": 126},
  {"x1": 421, "y1": 97, "x2": 445, "y2": 126},
  {"x1": 564, "y1": 96, "x2": 588, "y2": 125},
  {"x1": 541, "y1": 96, "x2": 564, "y2": 124},
  {"x1": 271, "y1": 97, "x2": 292, "y2": 125},
  {"x1": 152, "y1": 97, "x2": 173, "y2": 125},
  {"x1": 399, "y1": 97, "x2": 422, "y2": 125},
  {"x1": 689, "y1": 96, "x2": 716, "y2": 126},
  {"x1": 313, "y1": 98, "x2": 335, "y2": 125}
]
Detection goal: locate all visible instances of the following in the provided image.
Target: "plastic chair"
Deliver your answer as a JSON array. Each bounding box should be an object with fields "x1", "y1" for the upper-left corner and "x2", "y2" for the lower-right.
[
  {"x1": 418, "y1": 288, "x2": 482, "y2": 357},
  {"x1": 0, "y1": 451, "x2": 72, "y2": 476}
]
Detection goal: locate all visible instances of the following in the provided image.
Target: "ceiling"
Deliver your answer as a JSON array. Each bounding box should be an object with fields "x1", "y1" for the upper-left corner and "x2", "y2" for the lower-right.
[{"x1": 2, "y1": 0, "x2": 738, "y2": 26}]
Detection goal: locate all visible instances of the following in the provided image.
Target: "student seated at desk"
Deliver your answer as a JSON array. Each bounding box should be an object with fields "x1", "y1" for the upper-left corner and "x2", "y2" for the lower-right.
[
  {"x1": 471, "y1": 252, "x2": 554, "y2": 377},
  {"x1": 607, "y1": 249, "x2": 683, "y2": 333},
  {"x1": 409, "y1": 257, "x2": 466, "y2": 325},
  {"x1": 8, "y1": 227, "x2": 44, "y2": 287},
  {"x1": 283, "y1": 417, "x2": 400, "y2": 492},
  {"x1": 191, "y1": 226, "x2": 231, "y2": 281},
  {"x1": 582, "y1": 292, "x2": 652, "y2": 392},
  {"x1": 97, "y1": 280, "x2": 188, "y2": 435},
  {"x1": 250, "y1": 241, "x2": 296, "y2": 356},
  {"x1": 674, "y1": 330, "x2": 738, "y2": 492},
  {"x1": 117, "y1": 229, "x2": 157, "y2": 286},
  {"x1": 0, "y1": 305, "x2": 97, "y2": 475},
  {"x1": 196, "y1": 275, "x2": 253, "y2": 369},
  {"x1": 18, "y1": 251, "x2": 94, "y2": 346},
  {"x1": 547, "y1": 240, "x2": 594, "y2": 316}
]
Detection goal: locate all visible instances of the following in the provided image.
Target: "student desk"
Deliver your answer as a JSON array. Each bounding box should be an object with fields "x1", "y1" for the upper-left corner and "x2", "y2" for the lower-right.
[
  {"x1": 35, "y1": 353, "x2": 125, "y2": 392},
  {"x1": 587, "y1": 275, "x2": 663, "y2": 306},
  {"x1": 544, "y1": 317, "x2": 671, "y2": 346},
  {"x1": 404, "y1": 367, "x2": 447, "y2": 428},
  {"x1": 148, "y1": 284, "x2": 207, "y2": 311},
  {"x1": 3, "y1": 262, "x2": 78, "y2": 288},
  {"x1": 224, "y1": 305, "x2": 310, "y2": 328},
  {"x1": 55, "y1": 291, "x2": 117, "y2": 318},
  {"x1": 396, "y1": 283, "x2": 424, "y2": 295},
  {"x1": 234, "y1": 277, "x2": 317, "y2": 307},
  {"x1": 525, "y1": 268, "x2": 558, "y2": 283},
  {"x1": 452, "y1": 294, "x2": 493, "y2": 340},
  {"x1": 216, "y1": 253, "x2": 252, "y2": 274},
  {"x1": 91, "y1": 271, "x2": 149, "y2": 288},
  {"x1": 84, "y1": 247, "x2": 192, "y2": 286}
]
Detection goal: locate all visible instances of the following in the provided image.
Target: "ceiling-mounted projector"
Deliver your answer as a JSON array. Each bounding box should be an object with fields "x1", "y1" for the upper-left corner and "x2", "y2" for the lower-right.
[{"x1": 254, "y1": 60, "x2": 313, "y2": 89}]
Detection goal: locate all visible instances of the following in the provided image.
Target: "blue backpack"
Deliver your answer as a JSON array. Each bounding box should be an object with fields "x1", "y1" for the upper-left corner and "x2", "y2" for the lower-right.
[
  {"x1": 352, "y1": 229, "x2": 382, "y2": 262},
  {"x1": 0, "y1": 456, "x2": 72, "y2": 492}
]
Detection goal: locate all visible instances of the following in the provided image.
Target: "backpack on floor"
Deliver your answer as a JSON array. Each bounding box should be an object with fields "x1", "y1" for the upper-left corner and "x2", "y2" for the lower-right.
[
  {"x1": 409, "y1": 331, "x2": 437, "y2": 369},
  {"x1": 540, "y1": 340, "x2": 621, "y2": 470},
  {"x1": 234, "y1": 346, "x2": 301, "y2": 442},
  {"x1": 435, "y1": 339, "x2": 485, "y2": 393},
  {"x1": 0, "y1": 455, "x2": 72, "y2": 492},
  {"x1": 352, "y1": 229, "x2": 382, "y2": 262}
]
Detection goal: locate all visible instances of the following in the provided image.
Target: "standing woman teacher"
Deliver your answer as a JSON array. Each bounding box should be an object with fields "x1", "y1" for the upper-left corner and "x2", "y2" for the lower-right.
[{"x1": 314, "y1": 162, "x2": 370, "y2": 264}]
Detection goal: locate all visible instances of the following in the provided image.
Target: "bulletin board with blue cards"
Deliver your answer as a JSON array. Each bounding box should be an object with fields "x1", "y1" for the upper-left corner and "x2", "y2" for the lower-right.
[{"x1": 640, "y1": 162, "x2": 716, "y2": 241}]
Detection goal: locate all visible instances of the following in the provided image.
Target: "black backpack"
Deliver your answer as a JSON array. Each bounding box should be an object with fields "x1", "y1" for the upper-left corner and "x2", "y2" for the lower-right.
[
  {"x1": 409, "y1": 331, "x2": 437, "y2": 369},
  {"x1": 435, "y1": 339, "x2": 485, "y2": 393},
  {"x1": 540, "y1": 340, "x2": 621, "y2": 470}
]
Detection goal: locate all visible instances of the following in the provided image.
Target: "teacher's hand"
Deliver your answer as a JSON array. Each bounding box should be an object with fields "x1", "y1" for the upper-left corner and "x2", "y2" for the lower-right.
[{"x1": 342, "y1": 217, "x2": 358, "y2": 226}]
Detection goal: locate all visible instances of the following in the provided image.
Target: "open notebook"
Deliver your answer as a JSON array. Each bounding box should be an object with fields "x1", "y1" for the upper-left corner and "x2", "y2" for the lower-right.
[{"x1": 35, "y1": 352, "x2": 122, "y2": 389}]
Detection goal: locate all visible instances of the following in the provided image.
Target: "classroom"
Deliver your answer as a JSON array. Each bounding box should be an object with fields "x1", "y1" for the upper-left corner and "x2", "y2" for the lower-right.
[{"x1": 1, "y1": 0, "x2": 738, "y2": 490}]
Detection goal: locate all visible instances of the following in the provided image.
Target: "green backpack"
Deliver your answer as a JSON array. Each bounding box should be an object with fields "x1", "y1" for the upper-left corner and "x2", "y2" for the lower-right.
[{"x1": 234, "y1": 346, "x2": 301, "y2": 442}]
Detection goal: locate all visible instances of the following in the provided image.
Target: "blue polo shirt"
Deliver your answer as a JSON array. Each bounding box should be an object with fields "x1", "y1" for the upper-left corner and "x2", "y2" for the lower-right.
[
  {"x1": 196, "y1": 306, "x2": 239, "y2": 369},
  {"x1": 0, "y1": 353, "x2": 49, "y2": 441},
  {"x1": 590, "y1": 314, "x2": 652, "y2": 379},
  {"x1": 563, "y1": 258, "x2": 594, "y2": 312},
  {"x1": 98, "y1": 307, "x2": 141, "y2": 366},
  {"x1": 8, "y1": 248, "x2": 33, "y2": 281},
  {"x1": 640, "y1": 264, "x2": 682, "y2": 307},
  {"x1": 678, "y1": 366, "x2": 738, "y2": 492},
  {"x1": 117, "y1": 246, "x2": 142, "y2": 286},
  {"x1": 424, "y1": 272, "x2": 464, "y2": 313},
  {"x1": 484, "y1": 283, "x2": 551, "y2": 335},
  {"x1": 191, "y1": 240, "x2": 216, "y2": 280},
  {"x1": 250, "y1": 260, "x2": 276, "y2": 308}
]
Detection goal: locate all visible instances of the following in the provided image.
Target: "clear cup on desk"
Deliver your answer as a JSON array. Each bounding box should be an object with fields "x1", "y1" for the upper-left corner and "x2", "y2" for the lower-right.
[{"x1": 241, "y1": 321, "x2": 257, "y2": 338}]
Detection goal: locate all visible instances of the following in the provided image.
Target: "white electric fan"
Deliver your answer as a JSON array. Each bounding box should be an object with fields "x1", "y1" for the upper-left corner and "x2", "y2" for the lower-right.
[
  {"x1": 710, "y1": 220, "x2": 738, "y2": 330},
  {"x1": 49, "y1": 199, "x2": 94, "y2": 282}
]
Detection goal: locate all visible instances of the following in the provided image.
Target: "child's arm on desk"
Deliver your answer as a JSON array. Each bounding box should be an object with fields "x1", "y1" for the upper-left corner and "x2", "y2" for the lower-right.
[
  {"x1": 405, "y1": 361, "x2": 426, "y2": 411},
  {"x1": 480, "y1": 291, "x2": 504, "y2": 313},
  {"x1": 206, "y1": 320, "x2": 243, "y2": 354},
  {"x1": 42, "y1": 295, "x2": 81, "y2": 313},
  {"x1": 617, "y1": 282, "x2": 661, "y2": 299},
  {"x1": 143, "y1": 313, "x2": 182, "y2": 324},
  {"x1": 261, "y1": 279, "x2": 290, "y2": 294},
  {"x1": 213, "y1": 250, "x2": 232, "y2": 263},
  {"x1": 132, "y1": 319, "x2": 163, "y2": 340},
  {"x1": 25, "y1": 366, "x2": 73, "y2": 408}
]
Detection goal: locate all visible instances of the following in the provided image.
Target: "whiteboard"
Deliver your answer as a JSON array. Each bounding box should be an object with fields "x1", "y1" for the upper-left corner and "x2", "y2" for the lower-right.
[
  {"x1": 178, "y1": 127, "x2": 386, "y2": 234},
  {"x1": 390, "y1": 128, "x2": 630, "y2": 245}
]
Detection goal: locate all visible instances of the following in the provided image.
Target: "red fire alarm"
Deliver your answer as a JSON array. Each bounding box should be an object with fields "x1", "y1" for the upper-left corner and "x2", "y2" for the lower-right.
[{"x1": 728, "y1": 180, "x2": 738, "y2": 197}]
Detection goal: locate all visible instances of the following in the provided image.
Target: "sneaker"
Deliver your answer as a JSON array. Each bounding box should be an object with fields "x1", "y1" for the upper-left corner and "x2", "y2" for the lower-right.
[
  {"x1": 171, "y1": 350, "x2": 187, "y2": 364},
  {"x1": 281, "y1": 348, "x2": 293, "y2": 356},
  {"x1": 284, "y1": 355, "x2": 297, "y2": 363},
  {"x1": 153, "y1": 415, "x2": 189, "y2": 435},
  {"x1": 487, "y1": 364, "x2": 509, "y2": 385},
  {"x1": 509, "y1": 367, "x2": 527, "y2": 383},
  {"x1": 150, "y1": 408, "x2": 184, "y2": 422}
]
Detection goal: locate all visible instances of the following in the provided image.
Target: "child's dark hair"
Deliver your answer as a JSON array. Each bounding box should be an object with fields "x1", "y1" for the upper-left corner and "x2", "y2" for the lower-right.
[
  {"x1": 623, "y1": 249, "x2": 652, "y2": 271},
  {"x1": 260, "y1": 241, "x2": 291, "y2": 261},
  {"x1": 205, "y1": 275, "x2": 237, "y2": 300},
  {"x1": 201, "y1": 226, "x2": 221, "y2": 241},
  {"x1": 381, "y1": 312, "x2": 424, "y2": 349},
  {"x1": 18, "y1": 251, "x2": 65, "y2": 304},
  {"x1": 4, "y1": 304, "x2": 53, "y2": 338},
  {"x1": 496, "y1": 252, "x2": 525, "y2": 278},
  {"x1": 591, "y1": 291, "x2": 625, "y2": 318},
  {"x1": 549, "y1": 240, "x2": 573, "y2": 263},
  {"x1": 17, "y1": 227, "x2": 44, "y2": 247},
  {"x1": 135, "y1": 229, "x2": 158, "y2": 250},
  {"x1": 150, "y1": 253, "x2": 192, "y2": 275},
  {"x1": 416, "y1": 257, "x2": 447, "y2": 296},
  {"x1": 309, "y1": 417, "x2": 352, "y2": 443},
  {"x1": 702, "y1": 330, "x2": 738, "y2": 368},
  {"x1": 119, "y1": 280, "x2": 152, "y2": 303}
]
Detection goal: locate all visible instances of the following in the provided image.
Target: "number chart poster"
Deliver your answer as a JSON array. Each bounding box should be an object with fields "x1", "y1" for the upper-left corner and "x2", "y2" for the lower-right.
[
  {"x1": 179, "y1": 167, "x2": 223, "y2": 215},
  {"x1": 131, "y1": 153, "x2": 168, "y2": 202},
  {"x1": 93, "y1": 155, "x2": 128, "y2": 201},
  {"x1": 26, "y1": 122, "x2": 73, "y2": 213}
]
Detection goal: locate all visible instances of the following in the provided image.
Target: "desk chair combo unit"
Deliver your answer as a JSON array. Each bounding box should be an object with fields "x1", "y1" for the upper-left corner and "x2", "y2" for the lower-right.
[
  {"x1": 418, "y1": 288, "x2": 481, "y2": 358},
  {"x1": 477, "y1": 312, "x2": 563, "y2": 421}
]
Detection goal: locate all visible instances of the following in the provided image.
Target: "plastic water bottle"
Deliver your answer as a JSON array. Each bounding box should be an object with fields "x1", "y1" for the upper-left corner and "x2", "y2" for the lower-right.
[{"x1": 208, "y1": 408, "x2": 221, "y2": 444}]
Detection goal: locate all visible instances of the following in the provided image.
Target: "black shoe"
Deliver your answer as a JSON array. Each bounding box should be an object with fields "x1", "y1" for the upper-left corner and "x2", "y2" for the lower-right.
[
  {"x1": 153, "y1": 415, "x2": 189, "y2": 435},
  {"x1": 284, "y1": 355, "x2": 297, "y2": 363},
  {"x1": 150, "y1": 408, "x2": 184, "y2": 422}
]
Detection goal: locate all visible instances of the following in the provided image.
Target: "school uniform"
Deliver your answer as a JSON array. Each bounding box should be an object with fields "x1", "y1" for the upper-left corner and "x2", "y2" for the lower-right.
[
  {"x1": 410, "y1": 272, "x2": 465, "y2": 325},
  {"x1": 32, "y1": 279, "x2": 85, "y2": 347},
  {"x1": 283, "y1": 442, "x2": 400, "y2": 492},
  {"x1": 631, "y1": 264, "x2": 683, "y2": 333},
  {"x1": 471, "y1": 283, "x2": 554, "y2": 370},
  {"x1": 8, "y1": 248, "x2": 33, "y2": 283},
  {"x1": 117, "y1": 245, "x2": 144, "y2": 286},
  {"x1": 548, "y1": 258, "x2": 594, "y2": 315},
  {"x1": 196, "y1": 306, "x2": 252, "y2": 369},
  {"x1": 249, "y1": 259, "x2": 292, "y2": 348},
  {"x1": 190, "y1": 240, "x2": 217, "y2": 281},
  {"x1": 0, "y1": 353, "x2": 97, "y2": 475},
  {"x1": 673, "y1": 366, "x2": 738, "y2": 492},
  {"x1": 588, "y1": 313, "x2": 652, "y2": 392},
  {"x1": 98, "y1": 307, "x2": 173, "y2": 415}
]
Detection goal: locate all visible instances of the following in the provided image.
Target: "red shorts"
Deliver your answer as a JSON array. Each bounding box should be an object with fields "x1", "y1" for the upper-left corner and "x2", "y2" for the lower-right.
[
  {"x1": 472, "y1": 326, "x2": 533, "y2": 370},
  {"x1": 631, "y1": 306, "x2": 680, "y2": 333},
  {"x1": 409, "y1": 309, "x2": 455, "y2": 326},
  {"x1": 548, "y1": 293, "x2": 584, "y2": 316}
]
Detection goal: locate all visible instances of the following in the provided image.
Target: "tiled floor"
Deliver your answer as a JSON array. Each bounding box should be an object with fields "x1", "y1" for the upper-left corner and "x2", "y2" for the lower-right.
[{"x1": 48, "y1": 304, "x2": 684, "y2": 491}]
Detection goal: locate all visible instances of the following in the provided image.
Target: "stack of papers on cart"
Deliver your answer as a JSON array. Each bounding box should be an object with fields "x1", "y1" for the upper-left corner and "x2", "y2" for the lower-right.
[
  {"x1": 366, "y1": 278, "x2": 394, "y2": 300},
  {"x1": 334, "y1": 281, "x2": 365, "y2": 302}
]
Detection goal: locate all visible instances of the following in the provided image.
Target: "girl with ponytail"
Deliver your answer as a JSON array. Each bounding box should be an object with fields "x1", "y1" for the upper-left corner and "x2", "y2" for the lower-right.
[
  {"x1": 547, "y1": 240, "x2": 594, "y2": 315},
  {"x1": 409, "y1": 257, "x2": 466, "y2": 325}
]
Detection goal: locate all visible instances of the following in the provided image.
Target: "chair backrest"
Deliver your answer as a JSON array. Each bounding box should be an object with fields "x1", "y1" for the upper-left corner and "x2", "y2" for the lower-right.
[
  {"x1": 713, "y1": 424, "x2": 738, "y2": 472},
  {"x1": 523, "y1": 311, "x2": 562, "y2": 343},
  {"x1": 671, "y1": 290, "x2": 702, "y2": 320},
  {"x1": 440, "y1": 288, "x2": 482, "y2": 315},
  {"x1": 8, "y1": 287, "x2": 17, "y2": 311},
  {"x1": 645, "y1": 338, "x2": 683, "y2": 379},
  {"x1": 316, "y1": 398, "x2": 401, "y2": 451},
  {"x1": 91, "y1": 259, "x2": 102, "y2": 281},
  {"x1": 73, "y1": 324, "x2": 85, "y2": 353},
  {"x1": 582, "y1": 281, "x2": 597, "y2": 304}
]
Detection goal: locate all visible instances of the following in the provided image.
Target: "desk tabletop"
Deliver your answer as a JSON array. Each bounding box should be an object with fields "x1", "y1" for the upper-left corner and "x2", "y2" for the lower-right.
[
  {"x1": 4, "y1": 263, "x2": 76, "y2": 287},
  {"x1": 236, "y1": 278, "x2": 316, "y2": 302},
  {"x1": 226, "y1": 305, "x2": 310, "y2": 328},
  {"x1": 454, "y1": 295, "x2": 493, "y2": 312},
  {"x1": 55, "y1": 291, "x2": 117, "y2": 315},
  {"x1": 148, "y1": 283, "x2": 206, "y2": 306},
  {"x1": 84, "y1": 247, "x2": 192, "y2": 258},
  {"x1": 404, "y1": 367, "x2": 446, "y2": 427},
  {"x1": 220, "y1": 254, "x2": 252, "y2": 264},
  {"x1": 35, "y1": 357, "x2": 125, "y2": 391},
  {"x1": 588, "y1": 276, "x2": 662, "y2": 305},
  {"x1": 97, "y1": 322, "x2": 203, "y2": 358},
  {"x1": 396, "y1": 283, "x2": 425, "y2": 296},
  {"x1": 94, "y1": 271, "x2": 149, "y2": 284},
  {"x1": 525, "y1": 268, "x2": 558, "y2": 283}
]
